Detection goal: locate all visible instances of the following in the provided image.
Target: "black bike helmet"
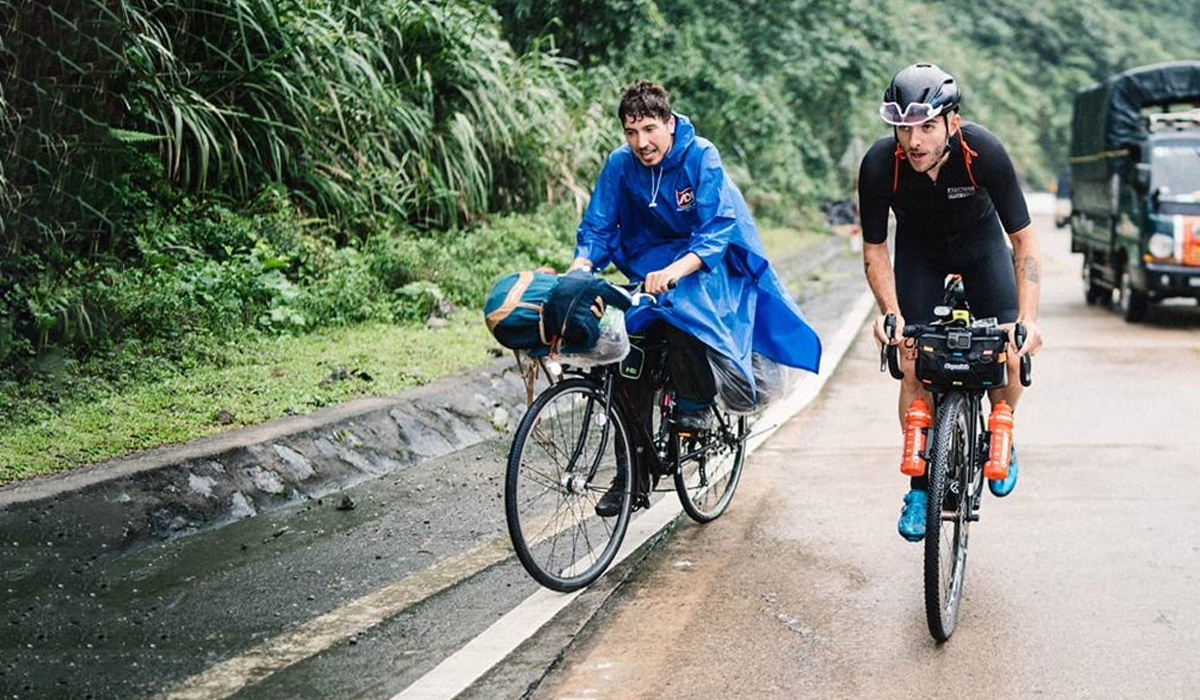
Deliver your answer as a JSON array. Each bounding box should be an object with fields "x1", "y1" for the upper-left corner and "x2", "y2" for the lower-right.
[{"x1": 880, "y1": 63, "x2": 960, "y2": 126}]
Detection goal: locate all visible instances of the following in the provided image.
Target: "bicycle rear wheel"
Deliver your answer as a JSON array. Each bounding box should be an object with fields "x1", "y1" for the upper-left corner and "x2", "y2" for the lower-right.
[
  {"x1": 674, "y1": 411, "x2": 747, "y2": 523},
  {"x1": 505, "y1": 378, "x2": 633, "y2": 592},
  {"x1": 924, "y1": 392, "x2": 971, "y2": 641}
]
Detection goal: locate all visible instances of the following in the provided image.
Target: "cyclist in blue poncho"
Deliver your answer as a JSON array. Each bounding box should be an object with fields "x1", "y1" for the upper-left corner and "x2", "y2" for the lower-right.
[{"x1": 569, "y1": 80, "x2": 822, "y2": 516}]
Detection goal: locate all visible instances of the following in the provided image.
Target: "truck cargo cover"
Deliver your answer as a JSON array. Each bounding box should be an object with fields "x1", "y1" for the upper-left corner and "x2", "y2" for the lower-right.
[{"x1": 1071, "y1": 61, "x2": 1200, "y2": 157}]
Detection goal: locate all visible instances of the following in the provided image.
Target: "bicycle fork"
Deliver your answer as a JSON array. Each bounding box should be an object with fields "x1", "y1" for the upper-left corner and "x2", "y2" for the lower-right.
[{"x1": 561, "y1": 373, "x2": 617, "y2": 497}]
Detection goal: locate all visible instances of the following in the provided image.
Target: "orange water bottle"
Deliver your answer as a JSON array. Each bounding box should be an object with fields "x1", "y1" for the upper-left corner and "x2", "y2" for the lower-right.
[
  {"x1": 900, "y1": 398, "x2": 932, "y2": 476},
  {"x1": 985, "y1": 401, "x2": 1014, "y2": 480}
]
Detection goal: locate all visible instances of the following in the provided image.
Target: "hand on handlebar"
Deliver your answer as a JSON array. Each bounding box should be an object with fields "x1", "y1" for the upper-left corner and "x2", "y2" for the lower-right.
[
  {"x1": 1011, "y1": 318, "x2": 1042, "y2": 358},
  {"x1": 1013, "y1": 320, "x2": 1037, "y2": 387},
  {"x1": 643, "y1": 270, "x2": 678, "y2": 295},
  {"x1": 878, "y1": 313, "x2": 907, "y2": 379},
  {"x1": 873, "y1": 312, "x2": 905, "y2": 350}
]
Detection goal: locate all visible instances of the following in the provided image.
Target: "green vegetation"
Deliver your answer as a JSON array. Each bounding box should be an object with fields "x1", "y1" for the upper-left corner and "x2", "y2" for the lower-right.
[
  {"x1": 0, "y1": 223, "x2": 818, "y2": 483},
  {"x1": 2, "y1": 0, "x2": 1199, "y2": 481},
  {"x1": 0, "y1": 312, "x2": 492, "y2": 482}
]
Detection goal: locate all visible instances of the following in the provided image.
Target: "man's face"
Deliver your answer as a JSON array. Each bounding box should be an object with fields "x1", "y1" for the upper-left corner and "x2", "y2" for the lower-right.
[
  {"x1": 896, "y1": 113, "x2": 960, "y2": 173},
  {"x1": 624, "y1": 114, "x2": 675, "y2": 167}
]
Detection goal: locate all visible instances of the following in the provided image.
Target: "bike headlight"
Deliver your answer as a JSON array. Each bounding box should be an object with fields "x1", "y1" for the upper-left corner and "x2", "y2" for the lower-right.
[{"x1": 1148, "y1": 233, "x2": 1174, "y2": 259}]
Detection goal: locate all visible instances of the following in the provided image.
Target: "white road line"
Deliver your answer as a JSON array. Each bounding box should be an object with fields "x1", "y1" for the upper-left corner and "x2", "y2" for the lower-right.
[
  {"x1": 393, "y1": 289, "x2": 877, "y2": 700},
  {"x1": 155, "y1": 538, "x2": 515, "y2": 700},
  {"x1": 391, "y1": 490, "x2": 682, "y2": 700}
]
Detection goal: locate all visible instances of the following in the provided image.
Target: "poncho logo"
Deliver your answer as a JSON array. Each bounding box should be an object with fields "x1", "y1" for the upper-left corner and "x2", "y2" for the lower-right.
[{"x1": 675, "y1": 187, "x2": 695, "y2": 210}]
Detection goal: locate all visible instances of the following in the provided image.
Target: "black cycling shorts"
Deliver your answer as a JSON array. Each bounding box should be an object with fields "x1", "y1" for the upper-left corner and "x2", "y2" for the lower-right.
[{"x1": 895, "y1": 234, "x2": 1018, "y2": 325}]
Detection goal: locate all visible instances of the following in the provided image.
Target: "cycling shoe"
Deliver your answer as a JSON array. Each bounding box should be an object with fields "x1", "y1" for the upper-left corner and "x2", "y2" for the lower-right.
[
  {"x1": 988, "y1": 445, "x2": 1019, "y2": 498},
  {"x1": 897, "y1": 489, "x2": 927, "y2": 542}
]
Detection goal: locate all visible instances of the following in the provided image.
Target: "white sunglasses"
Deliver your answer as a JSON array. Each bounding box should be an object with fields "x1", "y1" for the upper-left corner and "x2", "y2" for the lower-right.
[{"x1": 879, "y1": 101, "x2": 945, "y2": 126}]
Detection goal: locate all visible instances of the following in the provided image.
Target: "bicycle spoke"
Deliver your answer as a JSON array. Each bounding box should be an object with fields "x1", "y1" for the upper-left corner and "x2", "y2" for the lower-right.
[
  {"x1": 506, "y1": 380, "x2": 633, "y2": 591},
  {"x1": 675, "y1": 415, "x2": 746, "y2": 523}
]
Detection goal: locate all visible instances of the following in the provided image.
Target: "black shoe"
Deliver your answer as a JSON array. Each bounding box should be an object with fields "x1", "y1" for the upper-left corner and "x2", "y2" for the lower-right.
[
  {"x1": 594, "y1": 479, "x2": 625, "y2": 517},
  {"x1": 675, "y1": 407, "x2": 713, "y2": 432}
]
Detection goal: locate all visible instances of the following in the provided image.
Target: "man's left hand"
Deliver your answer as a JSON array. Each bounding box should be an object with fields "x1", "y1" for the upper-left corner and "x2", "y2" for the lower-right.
[
  {"x1": 644, "y1": 269, "x2": 676, "y2": 294},
  {"x1": 1013, "y1": 318, "x2": 1043, "y2": 357}
]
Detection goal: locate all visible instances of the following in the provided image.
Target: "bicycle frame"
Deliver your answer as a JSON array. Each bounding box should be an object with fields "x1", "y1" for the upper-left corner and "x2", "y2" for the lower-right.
[
  {"x1": 550, "y1": 337, "x2": 744, "y2": 498},
  {"x1": 880, "y1": 275, "x2": 1032, "y2": 642}
]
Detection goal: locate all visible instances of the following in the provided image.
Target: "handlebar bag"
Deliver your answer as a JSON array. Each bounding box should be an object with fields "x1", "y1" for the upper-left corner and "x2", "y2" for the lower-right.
[{"x1": 914, "y1": 329, "x2": 1008, "y2": 392}]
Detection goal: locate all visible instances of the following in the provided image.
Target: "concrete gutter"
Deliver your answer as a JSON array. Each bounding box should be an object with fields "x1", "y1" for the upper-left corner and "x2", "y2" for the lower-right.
[{"x1": 0, "y1": 362, "x2": 533, "y2": 549}]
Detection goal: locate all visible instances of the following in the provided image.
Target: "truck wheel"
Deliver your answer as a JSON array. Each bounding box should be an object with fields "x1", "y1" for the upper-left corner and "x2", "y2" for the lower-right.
[
  {"x1": 1118, "y1": 267, "x2": 1149, "y2": 322},
  {"x1": 1083, "y1": 263, "x2": 1107, "y2": 306}
]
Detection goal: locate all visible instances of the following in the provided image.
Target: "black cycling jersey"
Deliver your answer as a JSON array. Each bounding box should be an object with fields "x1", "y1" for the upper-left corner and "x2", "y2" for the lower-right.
[
  {"x1": 857, "y1": 122, "x2": 1031, "y2": 248},
  {"x1": 858, "y1": 122, "x2": 1029, "y2": 325}
]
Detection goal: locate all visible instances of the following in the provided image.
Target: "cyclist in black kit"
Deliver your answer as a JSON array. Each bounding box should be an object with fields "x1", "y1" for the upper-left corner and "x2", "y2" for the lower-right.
[{"x1": 858, "y1": 63, "x2": 1045, "y2": 542}]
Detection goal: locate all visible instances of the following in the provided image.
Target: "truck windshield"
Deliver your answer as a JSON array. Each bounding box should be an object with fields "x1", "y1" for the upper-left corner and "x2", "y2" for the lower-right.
[{"x1": 1150, "y1": 142, "x2": 1200, "y2": 199}]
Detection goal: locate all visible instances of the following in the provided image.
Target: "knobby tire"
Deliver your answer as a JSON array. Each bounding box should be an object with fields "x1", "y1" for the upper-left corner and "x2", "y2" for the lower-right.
[{"x1": 924, "y1": 392, "x2": 971, "y2": 642}]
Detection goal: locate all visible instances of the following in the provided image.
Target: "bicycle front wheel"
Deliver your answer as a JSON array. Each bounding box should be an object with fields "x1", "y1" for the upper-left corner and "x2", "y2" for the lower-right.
[
  {"x1": 505, "y1": 378, "x2": 633, "y2": 592},
  {"x1": 924, "y1": 392, "x2": 972, "y2": 642},
  {"x1": 674, "y1": 412, "x2": 747, "y2": 523}
]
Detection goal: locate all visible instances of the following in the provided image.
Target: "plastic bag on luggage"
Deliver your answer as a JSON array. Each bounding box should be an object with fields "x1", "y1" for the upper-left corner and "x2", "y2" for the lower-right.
[
  {"x1": 708, "y1": 349, "x2": 790, "y2": 414},
  {"x1": 558, "y1": 307, "x2": 631, "y2": 368}
]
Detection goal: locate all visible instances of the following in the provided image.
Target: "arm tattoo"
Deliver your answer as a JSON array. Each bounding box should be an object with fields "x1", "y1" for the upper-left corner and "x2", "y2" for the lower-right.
[{"x1": 1021, "y1": 255, "x2": 1040, "y2": 284}]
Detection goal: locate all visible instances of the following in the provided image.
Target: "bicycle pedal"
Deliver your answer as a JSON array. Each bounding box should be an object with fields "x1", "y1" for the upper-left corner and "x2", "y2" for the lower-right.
[{"x1": 967, "y1": 513, "x2": 980, "y2": 522}]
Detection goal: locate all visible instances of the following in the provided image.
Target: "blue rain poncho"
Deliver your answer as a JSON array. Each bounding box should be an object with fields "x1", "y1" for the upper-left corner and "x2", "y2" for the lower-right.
[{"x1": 575, "y1": 113, "x2": 822, "y2": 386}]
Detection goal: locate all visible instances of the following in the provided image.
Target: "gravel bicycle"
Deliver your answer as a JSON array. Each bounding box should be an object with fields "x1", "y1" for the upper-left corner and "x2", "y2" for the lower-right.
[
  {"x1": 504, "y1": 289, "x2": 749, "y2": 592},
  {"x1": 884, "y1": 276, "x2": 1031, "y2": 641}
]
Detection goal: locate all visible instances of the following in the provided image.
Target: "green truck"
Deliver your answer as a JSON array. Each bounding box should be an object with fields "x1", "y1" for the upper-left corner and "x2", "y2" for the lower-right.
[{"x1": 1069, "y1": 60, "x2": 1200, "y2": 322}]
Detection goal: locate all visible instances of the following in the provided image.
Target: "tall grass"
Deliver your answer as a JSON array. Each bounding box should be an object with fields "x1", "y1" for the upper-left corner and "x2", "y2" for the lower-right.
[
  {"x1": 0, "y1": 0, "x2": 584, "y2": 366},
  {"x1": 113, "y1": 0, "x2": 578, "y2": 229}
]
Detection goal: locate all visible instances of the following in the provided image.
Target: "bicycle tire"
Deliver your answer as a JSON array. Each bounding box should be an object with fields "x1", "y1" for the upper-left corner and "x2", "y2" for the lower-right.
[
  {"x1": 924, "y1": 392, "x2": 971, "y2": 642},
  {"x1": 505, "y1": 378, "x2": 634, "y2": 592},
  {"x1": 673, "y1": 411, "x2": 747, "y2": 523}
]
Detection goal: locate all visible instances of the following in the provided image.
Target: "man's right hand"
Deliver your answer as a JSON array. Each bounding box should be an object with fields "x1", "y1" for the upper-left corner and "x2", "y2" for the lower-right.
[
  {"x1": 873, "y1": 312, "x2": 904, "y2": 350},
  {"x1": 567, "y1": 257, "x2": 593, "y2": 273}
]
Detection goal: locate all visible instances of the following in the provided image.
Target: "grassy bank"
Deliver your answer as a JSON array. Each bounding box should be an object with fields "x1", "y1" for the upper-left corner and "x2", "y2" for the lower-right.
[
  {"x1": 0, "y1": 223, "x2": 825, "y2": 484},
  {"x1": 0, "y1": 312, "x2": 492, "y2": 483}
]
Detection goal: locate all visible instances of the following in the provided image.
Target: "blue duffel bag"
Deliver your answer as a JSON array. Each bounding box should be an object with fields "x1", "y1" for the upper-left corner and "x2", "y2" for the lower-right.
[{"x1": 483, "y1": 269, "x2": 630, "y2": 356}]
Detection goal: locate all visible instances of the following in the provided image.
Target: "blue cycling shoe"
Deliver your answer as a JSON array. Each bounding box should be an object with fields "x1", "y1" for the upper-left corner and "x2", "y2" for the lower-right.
[
  {"x1": 988, "y1": 445, "x2": 1019, "y2": 498},
  {"x1": 897, "y1": 489, "x2": 927, "y2": 542}
]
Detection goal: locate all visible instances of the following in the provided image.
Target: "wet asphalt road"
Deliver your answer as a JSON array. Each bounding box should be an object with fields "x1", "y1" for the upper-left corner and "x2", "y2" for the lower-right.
[
  {"x1": 529, "y1": 212, "x2": 1200, "y2": 699},
  {"x1": 2, "y1": 436, "x2": 545, "y2": 700}
]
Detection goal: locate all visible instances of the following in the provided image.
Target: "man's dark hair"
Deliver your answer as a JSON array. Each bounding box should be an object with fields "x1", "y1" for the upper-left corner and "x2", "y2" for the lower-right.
[{"x1": 618, "y1": 80, "x2": 672, "y2": 124}]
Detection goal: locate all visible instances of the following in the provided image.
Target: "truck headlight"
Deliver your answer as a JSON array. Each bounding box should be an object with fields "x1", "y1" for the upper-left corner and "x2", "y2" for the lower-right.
[{"x1": 1148, "y1": 233, "x2": 1174, "y2": 259}]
